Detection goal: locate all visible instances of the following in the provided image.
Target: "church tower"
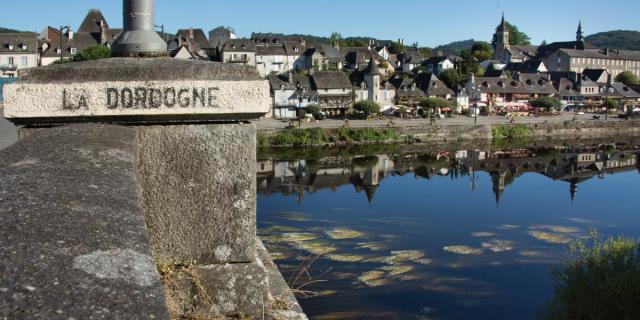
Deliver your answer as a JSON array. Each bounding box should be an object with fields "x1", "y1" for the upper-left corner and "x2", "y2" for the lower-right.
[
  {"x1": 495, "y1": 13, "x2": 509, "y2": 51},
  {"x1": 492, "y1": 13, "x2": 510, "y2": 63},
  {"x1": 364, "y1": 56, "x2": 381, "y2": 104}
]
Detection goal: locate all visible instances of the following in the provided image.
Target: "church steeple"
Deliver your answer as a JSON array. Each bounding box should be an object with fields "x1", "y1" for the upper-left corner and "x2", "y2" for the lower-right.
[
  {"x1": 494, "y1": 13, "x2": 510, "y2": 51},
  {"x1": 576, "y1": 21, "x2": 584, "y2": 42}
]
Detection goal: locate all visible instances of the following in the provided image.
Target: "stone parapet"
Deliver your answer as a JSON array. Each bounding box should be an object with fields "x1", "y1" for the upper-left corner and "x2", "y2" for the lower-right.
[{"x1": 0, "y1": 124, "x2": 169, "y2": 319}]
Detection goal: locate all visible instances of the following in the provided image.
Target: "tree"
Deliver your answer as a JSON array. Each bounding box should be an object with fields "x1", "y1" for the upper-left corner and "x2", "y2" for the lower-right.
[
  {"x1": 540, "y1": 40, "x2": 548, "y2": 46},
  {"x1": 440, "y1": 69, "x2": 463, "y2": 90},
  {"x1": 389, "y1": 41, "x2": 405, "y2": 54},
  {"x1": 542, "y1": 230, "x2": 640, "y2": 320},
  {"x1": 615, "y1": 71, "x2": 640, "y2": 86},
  {"x1": 470, "y1": 41, "x2": 493, "y2": 61},
  {"x1": 604, "y1": 98, "x2": 618, "y2": 111},
  {"x1": 330, "y1": 32, "x2": 343, "y2": 45},
  {"x1": 506, "y1": 22, "x2": 532, "y2": 45},
  {"x1": 419, "y1": 97, "x2": 451, "y2": 110},
  {"x1": 73, "y1": 45, "x2": 111, "y2": 62},
  {"x1": 353, "y1": 100, "x2": 380, "y2": 116},
  {"x1": 531, "y1": 97, "x2": 562, "y2": 111},
  {"x1": 419, "y1": 47, "x2": 433, "y2": 58}
]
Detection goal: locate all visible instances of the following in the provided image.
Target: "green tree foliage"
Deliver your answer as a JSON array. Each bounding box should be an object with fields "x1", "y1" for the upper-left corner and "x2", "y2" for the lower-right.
[
  {"x1": 432, "y1": 39, "x2": 475, "y2": 56},
  {"x1": 419, "y1": 97, "x2": 451, "y2": 110},
  {"x1": 389, "y1": 41, "x2": 405, "y2": 54},
  {"x1": 419, "y1": 47, "x2": 433, "y2": 58},
  {"x1": 73, "y1": 45, "x2": 111, "y2": 62},
  {"x1": 615, "y1": 71, "x2": 640, "y2": 86},
  {"x1": 604, "y1": 98, "x2": 618, "y2": 110},
  {"x1": 531, "y1": 97, "x2": 562, "y2": 111},
  {"x1": 470, "y1": 41, "x2": 493, "y2": 61},
  {"x1": 506, "y1": 22, "x2": 532, "y2": 45},
  {"x1": 542, "y1": 230, "x2": 640, "y2": 320},
  {"x1": 440, "y1": 69, "x2": 463, "y2": 90},
  {"x1": 353, "y1": 100, "x2": 381, "y2": 116}
]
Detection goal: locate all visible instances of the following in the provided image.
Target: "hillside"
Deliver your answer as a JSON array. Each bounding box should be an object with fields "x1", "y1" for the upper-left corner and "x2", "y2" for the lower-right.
[
  {"x1": 585, "y1": 30, "x2": 640, "y2": 50},
  {"x1": 0, "y1": 27, "x2": 27, "y2": 33},
  {"x1": 433, "y1": 39, "x2": 475, "y2": 55}
]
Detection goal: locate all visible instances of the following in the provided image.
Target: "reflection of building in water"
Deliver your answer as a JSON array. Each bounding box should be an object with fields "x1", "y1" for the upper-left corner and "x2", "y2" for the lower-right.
[{"x1": 257, "y1": 146, "x2": 640, "y2": 204}]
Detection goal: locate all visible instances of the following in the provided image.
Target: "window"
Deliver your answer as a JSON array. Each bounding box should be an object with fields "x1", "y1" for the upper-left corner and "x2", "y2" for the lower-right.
[
  {"x1": 8, "y1": 45, "x2": 14, "y2": 51},
  {"x1": 21, "y1": 44, "x2": 27, "y2": 50},
  {"x1": 70, "y1": 48, "x2": 77, "y2": 55},
  {"x1": 8, "y1": 57, "x2": 14, "y2": 65},
  {"x1": 56, "y1": 48, "x2": 62, "y2": 54},
  {"x1": 21, "y1": 57, "x2": 27, "y2": 66}
]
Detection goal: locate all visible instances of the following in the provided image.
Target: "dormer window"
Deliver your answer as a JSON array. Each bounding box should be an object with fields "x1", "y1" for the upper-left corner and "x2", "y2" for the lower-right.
[
  {"x1": 511, "y1": 81, "x2": 518, "y2": 87},
  {"x1": 70, "y1": 48, "x2": 77, "y2": 55},
  {"x1": 526, "y1": 79, "x2": 533, "y2": 86},
  {"x1": 294, "y1": 47, "x2": 299, "y2": 52},
  {"x1": 231, "y1": 45, "x2": 236, "y2": 49},
  {"x1": 241, "y1": 45, "x2": 246, "y2": 49},
  {"x1": 56, "y1": 48, "x2": 62, "y2": 54},
  {"x1": 432, "y1": 81, "x2": 437, "y2": 88},
  {"x1": 497, "y1": 81, "x2": 505, "y2": 87},
  {"x1": 537, "y1": 79, "x2": 544, "y2": 86},
  {"x1": 21, "y1": 44, "x2": 28, "y2": 50},
  {"x1": 8, "y1": 44, "x2": 14, "y2": 51},
  {"x1": 483, "y1": 82, "x2": 489, "y2": 88}
]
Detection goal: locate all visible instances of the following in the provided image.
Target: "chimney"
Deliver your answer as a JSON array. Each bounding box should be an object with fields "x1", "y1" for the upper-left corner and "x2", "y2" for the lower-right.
[
  {"x1": 288, "y1": 71, "x2": 293, "y2": 84},
  {"x1": 99, "y1": 20, "x2": 107, "y2": 44},
  {"x1": 189, "y1": 28, "x2": 195, "y2": 52},
  {"x1": 67, "y1": 27, "x2": 74, "y2": 40},
  {"x1": 300, "y1": 37, "x2": 306, "y2": 46},
  {"x1": 177, "y1": 33, "x2": 183, "y2": 47}
]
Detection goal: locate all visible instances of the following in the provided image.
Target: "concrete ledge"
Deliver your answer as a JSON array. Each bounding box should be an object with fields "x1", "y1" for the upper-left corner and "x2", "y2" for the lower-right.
[
  {"x1": 3, "y1": 58, "x2": 270, "y2": 125},
  {"x1": 0, "y1": 124, "x2": 168, "y2": 319}
]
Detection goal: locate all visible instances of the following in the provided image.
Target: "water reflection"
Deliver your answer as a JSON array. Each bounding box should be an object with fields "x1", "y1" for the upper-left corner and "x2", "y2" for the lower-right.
[
  {"x1": 258, "y1": 144, "x2": 640, "y2": 204},
  {"x1": 257, "y1": 142, "x2": 640, "y2": 319}
]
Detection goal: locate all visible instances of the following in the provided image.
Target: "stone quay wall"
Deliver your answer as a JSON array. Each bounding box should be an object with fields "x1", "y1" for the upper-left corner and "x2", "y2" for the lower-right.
[{"x1": 0, "y1": 123, "x2": 308, "y2": 319}]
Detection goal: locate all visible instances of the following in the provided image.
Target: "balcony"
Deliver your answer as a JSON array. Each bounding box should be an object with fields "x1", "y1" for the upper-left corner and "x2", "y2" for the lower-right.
[{"x1": 0, "y1": 64, "x2": 18, "y2": 71}]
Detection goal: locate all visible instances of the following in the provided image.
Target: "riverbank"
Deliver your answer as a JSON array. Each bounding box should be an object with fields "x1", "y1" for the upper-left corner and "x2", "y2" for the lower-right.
[{"x1": 257, "y1": 116, "x2": 640, "y2": 147}]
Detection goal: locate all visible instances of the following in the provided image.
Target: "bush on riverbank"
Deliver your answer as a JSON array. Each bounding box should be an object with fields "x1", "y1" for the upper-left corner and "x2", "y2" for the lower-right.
[
  {"x1": 541, "y1": 230, "x2": 640, "y2": 320},
  {"x1": 259, "y1": 127, "x2": 400, "y2": 147},
  {"x1": 492, "y1": 124, "x2": 533, "y2": 148}
]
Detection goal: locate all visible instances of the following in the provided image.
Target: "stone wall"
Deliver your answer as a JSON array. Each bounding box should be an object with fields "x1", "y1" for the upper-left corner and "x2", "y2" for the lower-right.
[{"x1": 0, "y1": 124, "x2": 307, "y2": 319}]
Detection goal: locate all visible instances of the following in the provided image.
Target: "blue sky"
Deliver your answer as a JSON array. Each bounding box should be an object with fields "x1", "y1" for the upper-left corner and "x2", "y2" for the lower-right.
[{"x1": 3, "y1": 0, "x2": 640, "y2": 47}]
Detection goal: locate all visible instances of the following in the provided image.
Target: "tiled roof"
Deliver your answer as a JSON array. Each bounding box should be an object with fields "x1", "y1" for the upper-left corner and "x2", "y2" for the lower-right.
[
  {"x1": 311, "y1": 71, "x2": 352, "y2": 90},
  {"x1": 559, "y1": 48, "x2": 640, "y2": 61},
  {"x1": 176, "y1": 29, "x2": 210, "y2": 49},
  {"x1": 0, "y1": 33, "x2": 38, "y2": 53},
  {"x1": 223, "y1": 39, "x2": 257, "y2": 52},
  {"x1": 78, "y1": 9, "x2": 109, "y2": 33}
]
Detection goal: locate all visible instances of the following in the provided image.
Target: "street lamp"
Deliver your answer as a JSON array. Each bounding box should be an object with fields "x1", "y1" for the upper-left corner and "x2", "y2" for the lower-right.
[
  {"x1": 472, "y1": 84, "x2": 479, "y2": 125},
  {"x1": 604, "y1": 74, "x2": 612, "y2": 121},
  {"x1": 59, "y1": 25, "x2": 70, "y2": 63},
  {"x1": 298, "y1": 95, "x2": 303, "y2": 128}
]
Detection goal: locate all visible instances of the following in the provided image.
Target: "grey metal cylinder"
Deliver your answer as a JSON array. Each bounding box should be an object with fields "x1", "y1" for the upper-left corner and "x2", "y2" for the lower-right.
[{"x1": 112, "y1": 0, "x2": 167, "y2": 56}]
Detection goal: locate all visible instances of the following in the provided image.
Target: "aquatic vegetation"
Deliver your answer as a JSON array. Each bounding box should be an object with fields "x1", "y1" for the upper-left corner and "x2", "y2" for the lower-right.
[
  {"x1": 259, "y1": 225, "x2": 302, "y2": 234},
  {"x1": 381, "y1": 265, "x2": 414, "y2": 276},
  {"x1": 264, "y1": 232, "x2": 319, "y2": 244},
  {"x1": 357, "y1": 270, "x2": 386, "y2": 286},
  {"x1": 385, "y1": 250, "x2": 426, "y2": 264},
  {"x1": 325, "y1": 253, "x2": 368, "y2": 262},
  {"x1": 527, "y1": 231, "x2": 571, "y2": 244},
  {"x1": 518, "y1": 250, "x2": 546, "y2": 257},
  {"x1": 356, "y1": 242, "x2": 387, "y2": 251},
  {"x1": 312, "y1": 290, "x2": 337, "y2": 297},
  {"x1": 326, "y1": 228, "x2": 365, "y2": 240},
  {"x1": 497, "y1": 224, "x2": 521, "y2": 230},
  {"x1": 415, "y1": 259, "x2": 433, "y2": 266},
  {"x1": 269, "y1": 251, "x2": 291, "y2": 261},
  {"x1": 530, "y1": 225, "x2": 579, "y2": 234},
  {"x1": 471, "y1": 232, "x2": 496, "y2": 237},
  {"x1": 443, "y1": 246, "x2": 483, "y2": 255},
  {"x1": 481, "y1": 240, "x2": 515, "y2": 253},
  {"x1": 292, "y1": 240, "x2": 338, "y2": 255},
  {"x1": 275, "y1": 212, "x2": 309, "y2": 221}
]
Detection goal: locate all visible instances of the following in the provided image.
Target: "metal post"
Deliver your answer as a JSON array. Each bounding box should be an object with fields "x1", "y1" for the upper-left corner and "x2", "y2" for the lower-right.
[
  {"x1": 605, "y1": 74, "x2": 611, "y2": 121},
  {"x1": 112, "y1": 0, "x2": 167, "y2": 56},
  {"x1": 59, "y1": 26, "x2": 63, "y2": 63}
]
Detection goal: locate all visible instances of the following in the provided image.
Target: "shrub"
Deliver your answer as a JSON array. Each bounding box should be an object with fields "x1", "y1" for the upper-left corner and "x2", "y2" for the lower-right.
[
  {"x1": 531, "y1": 97, "x2": 562, "y2": 112},
  {"x1": 542, "y1": 230, "x2": 640, "y2": 320},
  {"x1": 353, "y1": 100, "x2": 381, "y2": 117},
  {"x1": 419, "y1": 97, "x2": 451, "y2": 110},
  {"x1": 615, "y1": 71, "x2": 639, "y2": 86},
  {"x1": 73, "y1": 45, "x2": 112, "y2": 62}
]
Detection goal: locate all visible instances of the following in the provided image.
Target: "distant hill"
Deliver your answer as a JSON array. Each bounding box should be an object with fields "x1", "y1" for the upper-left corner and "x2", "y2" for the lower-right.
[
  {"x1": 585, "y1": 30, "x2": 640, "y2": 50},
  {"x1": 433, "y1": 39, "x2": 475, "y2": 55},
  {"x1": 0, "y1": 27, "x2": 28, "y2": 33}
]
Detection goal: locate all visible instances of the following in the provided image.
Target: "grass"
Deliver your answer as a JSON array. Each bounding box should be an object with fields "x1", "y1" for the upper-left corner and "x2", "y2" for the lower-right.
[
  {"x1": 492, "y1": 124, "x2": 534, "y2": 148},
  {"x1": 258, "y1": 127, "x2": 401, "y2": 147},
  {"x1": 541, "y1": 229, "x2": 640, "y2": 320}
]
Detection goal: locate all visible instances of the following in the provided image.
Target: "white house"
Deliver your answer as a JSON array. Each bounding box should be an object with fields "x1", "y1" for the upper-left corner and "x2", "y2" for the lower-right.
[
  {"x1": 0, "y1": 33, "x2": 39, "y2": 77},
  {"x1": 423, "y1": 56, "x2": 455, "y2": 75}
]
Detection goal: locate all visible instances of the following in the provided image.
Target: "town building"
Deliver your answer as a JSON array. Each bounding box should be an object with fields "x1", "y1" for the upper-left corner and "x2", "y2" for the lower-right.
[
  {"x1": 0, "y1": 33, "x2": 38, "y2": 77},
  {"x1": 492, "y1": 14, "x2": 538, "y2": 64},
  {"x1": 423, "y1": 56, "x2": 455, "y2": 75},
  {"x1": 221, "y1": 39, "x2": 257, "y2": 66},
  {"x1": 352, "y1": 58, "x2": 396, "y2": 109},
  {"x1": 209, "y1": 26, "x2": 236, "y2": 48},
  {"x1": 169, "y1": 28, "x2": 210, "y2": 59},
  {"x1": 268, "y1": 71, "x2": 353, "y2": 118}
]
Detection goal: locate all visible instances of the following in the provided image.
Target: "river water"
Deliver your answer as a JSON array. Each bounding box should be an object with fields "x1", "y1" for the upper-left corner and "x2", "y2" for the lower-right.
[{"x1": 257, "y1": 141, "x2": 640, "y2": 320}]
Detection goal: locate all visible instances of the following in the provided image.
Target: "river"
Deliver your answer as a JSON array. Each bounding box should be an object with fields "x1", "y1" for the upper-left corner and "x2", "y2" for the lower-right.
[{"x1": 257, "y1": 141, "x2": 640, "y2": 319}]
